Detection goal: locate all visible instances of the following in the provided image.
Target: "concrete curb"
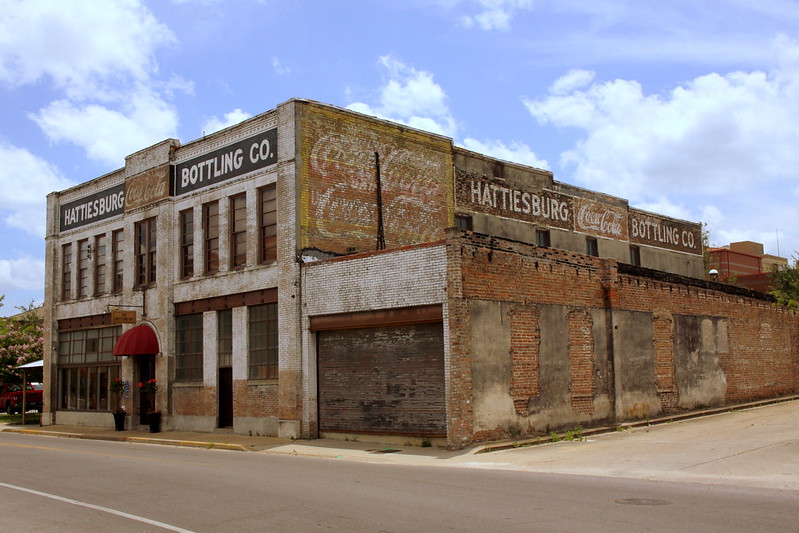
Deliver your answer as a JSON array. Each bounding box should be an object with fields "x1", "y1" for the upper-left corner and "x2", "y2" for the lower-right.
[
  {"x1": 0, "y1": 428, "x2": 250, "y2": 452},
  {"x1": 3, "y1": 395, "x2": 798, "y2": 458}
]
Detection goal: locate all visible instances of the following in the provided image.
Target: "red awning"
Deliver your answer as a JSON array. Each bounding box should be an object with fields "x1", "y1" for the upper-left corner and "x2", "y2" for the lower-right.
[{"x1": 113, "y1": 324, "x2": 159, "y2": 356}]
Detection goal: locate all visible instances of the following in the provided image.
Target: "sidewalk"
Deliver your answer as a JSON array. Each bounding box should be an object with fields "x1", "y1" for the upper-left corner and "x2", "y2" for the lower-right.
[{"x1": 3, "y1": 397, "x2": 799, "y2": 490}]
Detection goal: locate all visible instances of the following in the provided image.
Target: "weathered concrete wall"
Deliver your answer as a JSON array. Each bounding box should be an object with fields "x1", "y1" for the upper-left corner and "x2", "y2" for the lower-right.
[{"x1": 447, "y1": 230, "x2": 799, "y2": 447}]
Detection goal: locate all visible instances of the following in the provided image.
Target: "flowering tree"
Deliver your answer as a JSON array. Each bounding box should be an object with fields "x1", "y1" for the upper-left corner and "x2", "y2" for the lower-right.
[{"x1": 0, "y1": 298, "x2": 44, "y2": 385}]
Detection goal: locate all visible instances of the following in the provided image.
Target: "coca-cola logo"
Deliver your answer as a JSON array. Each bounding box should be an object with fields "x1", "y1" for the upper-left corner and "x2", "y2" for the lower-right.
[{"x1": 577, "y1": 205, "x2": 624, "y2": 237}]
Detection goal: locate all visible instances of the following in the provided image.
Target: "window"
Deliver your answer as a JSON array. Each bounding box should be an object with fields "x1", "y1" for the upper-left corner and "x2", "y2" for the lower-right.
[
  {"x1": 218, "y1": 309, "x2": 232, "y2": 368},
  {"x1": 535, "y1": 229, "x2": 551, "y2": 247},
  {"x1": 586, "y1": 237, "x2": 599, "y2": 257},
  {"x1": 176, "y1": 313, "x2": 203, "y2": 381},
  {"x1": 180, "y1": 209, "x2": 194, "y2": 279},
  {"x1": 112, "y1": 229, "x2": 124, "y2": 293},
  {"x1": 230, "y1": 193, "x2": 247, "y2": 268},
  {"x1": 135, "y1": 218, "x2": 157, "y2": 287},
  {"x1": 94, "y1": 234, "x2": 107, "y2": 296},
  {"x1": 630, "y1": 245, "x2": 641, "y2": 266},
  {"x1": 204, "y1": 201, "x2": 219, "y2": 274},
  {"x1": 61, "y1": 243, "x2": 73, "y2": 301},
  {"x1": 454, "y1": 214, "x2": 473, "y2": 231},
  {"x1": 57, "y1": 326, "x2": 121, "y2": 411},
  {"x1": 248, "y1": 303, "x2": 278, "y2": 379},
  {"x1": 258, "y1": 186, "x2": 277, "y2": 264},
  {"x1": 77, "y1": 239, "x2": 89, "y2": 298}
]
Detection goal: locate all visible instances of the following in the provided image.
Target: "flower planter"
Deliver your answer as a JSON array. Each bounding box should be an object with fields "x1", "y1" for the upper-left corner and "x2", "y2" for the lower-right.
[
  {"x1": 113, "y1": 411, "x2": 126, "y2": 431},
  {"x1": 148, "y1": 412, "x2": 161, "y2": 433}
]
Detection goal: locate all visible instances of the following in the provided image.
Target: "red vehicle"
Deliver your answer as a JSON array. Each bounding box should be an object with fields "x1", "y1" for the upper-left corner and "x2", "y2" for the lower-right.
[{"x1": 0, "y1": 382, "x2": 43, "y2": 414}]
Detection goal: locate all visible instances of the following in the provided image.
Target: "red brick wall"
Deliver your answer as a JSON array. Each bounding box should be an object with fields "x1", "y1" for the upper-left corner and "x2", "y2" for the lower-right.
[{"x1": 446, "y1": 230, "x2": 799, "y2": 447}]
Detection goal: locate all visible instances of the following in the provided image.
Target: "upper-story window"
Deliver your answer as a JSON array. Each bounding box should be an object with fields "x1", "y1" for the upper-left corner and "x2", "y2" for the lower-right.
[
  {"x1": 77, "y1": 239, "x2": 89, "y2": 298},
  {"x1": 455, "y1": 214, "x2": 473, "y2": 231},
  {"x1": 586, "y1": 237, "x2": 599, "y2": 257},
  {"x1": 135, "y1": 218, "x2": 157, "y2": 287},
  {"x1": 230, "y1": 193, "x2": 247, "y2": 269},
  {"x1": 203, "y1": 201, "x2": 219, "y2": 274},
  {"x1": 180, "y1": 208, "x2": 194, "y2": 279},
  {"x1": 630, "y1": 245, "x2": 641, "y2": 266},
  {"x1": 259, "y1": 185, "x2": 276, "y2": 264},
  {"x1": 94, "y1": 234, "x2": 108, "y2": 296},
  {"x1": 61, "y1": 243, "x2": 73, "y2": 301},
  {"x1": 112, "y1": 229, "x2": 124, "y2": 293},
  {"x1": 535, "y1": 229, "x2": 551, "y2": 247}
]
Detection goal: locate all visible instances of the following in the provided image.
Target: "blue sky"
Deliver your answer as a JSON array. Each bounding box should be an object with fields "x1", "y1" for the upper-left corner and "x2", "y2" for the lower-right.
[{"x1": 1, "y1": 0, "x2": 799, "y2": 314}]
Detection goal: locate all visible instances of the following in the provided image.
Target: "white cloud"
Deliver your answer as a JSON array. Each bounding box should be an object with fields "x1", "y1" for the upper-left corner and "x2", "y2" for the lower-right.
[
  {"x1": 272, "y1": 57, "x2": 291, "y2": 76},
  {"x1": 0, "y1": 0, "x2": 174, "y2": 100},
  {"x1": 347, "y1": 56, "x2": 457, "y2": 138},
  {"x1": 0, "y1": 256, "x2": 45, "y2": 293},
  {"x1": 0, "y1": 142, "x2": 73, "y2": 237},
  {"x1": 202, "y1": 109, "x2": 253, "y2": 135},
  {"x1": 523, "y1": 35, "x2": 799, "y2": 256},
  {"x1": 460, "y1": 138, "x2": 549, "y2": 170},
  {"x1": 458, "y1": 0, "x2": 533, "y2": 31},
  {"x1": 31, "y1": 86, "x2": 179, "y2": 168}
]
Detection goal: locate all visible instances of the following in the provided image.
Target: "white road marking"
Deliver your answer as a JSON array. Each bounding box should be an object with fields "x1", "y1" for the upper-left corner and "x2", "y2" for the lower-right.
[{"x1": 0, "y1": 481, "x2": 196, "y2": 532}]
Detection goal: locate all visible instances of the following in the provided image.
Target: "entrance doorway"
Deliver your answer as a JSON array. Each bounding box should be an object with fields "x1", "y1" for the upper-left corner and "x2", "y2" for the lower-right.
[
  {"x1": 218, "y1": 367, "x2": 233, "y2": 428},
  {"x1": 136, "y1": 354, "x2": 155, "y2": 425}
]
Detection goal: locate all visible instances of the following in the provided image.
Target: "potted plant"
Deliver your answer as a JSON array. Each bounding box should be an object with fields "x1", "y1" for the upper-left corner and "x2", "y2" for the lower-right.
[
  {"x1": 109, "y1": 377, "x2": 126, "y2": 431},
  {"x1": 138, "y1": 379, "x2": 160, "y2": 433}
]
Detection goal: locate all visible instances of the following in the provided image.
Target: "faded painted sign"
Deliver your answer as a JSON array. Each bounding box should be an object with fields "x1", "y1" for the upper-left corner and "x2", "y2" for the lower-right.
[
  {"x1": 60, "y1": 183, "x2": 125, "y2": 231},
  {"x1": 125, "y1": 167, "x2": 169, "y2": 211},
  {"x1": 302, "y1": 105, "x2": 451, "y2": 255},
  {"x1": 628, "y1": 209, "x2": 701, "y2": 255},
  {"x1": 173, "y1": 128, "x2": 277, "y2": 196},
  {"x1": 456, "y1": 171, "x2": 573, "y2": 229},
  {"x1": 574, "y1": 198, "x2": 628, "y2": 240}
]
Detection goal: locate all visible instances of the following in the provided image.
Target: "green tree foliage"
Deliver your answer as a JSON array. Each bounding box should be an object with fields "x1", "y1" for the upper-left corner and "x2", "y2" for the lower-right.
[
  {"x1": 770, "y1": 255, "x2": 799, "y2": 309},
  {"x1": 0, "y1": 298, "x2": 44, "y2": 384}
]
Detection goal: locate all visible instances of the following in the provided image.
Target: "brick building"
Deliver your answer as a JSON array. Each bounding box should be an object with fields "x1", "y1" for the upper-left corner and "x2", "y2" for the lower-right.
[
  {"x1": 708, "y1": 241, "x2": 788, "y2": 292},
  {"x1": 43, "y1": 99, "x2": 798, "y2": 448}
]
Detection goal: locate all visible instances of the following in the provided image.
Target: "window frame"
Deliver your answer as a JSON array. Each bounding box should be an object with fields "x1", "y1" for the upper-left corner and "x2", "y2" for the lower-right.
[
  {"x1": 230, "y1": 193, "x2": 247, "y2": 269},
  {"x1": 258, "y1": 185, "x2": 277, "y2": 264},
  {"x1": 179, "y1": 208, "x2": 194, "y2": 279},
  {"x1": 61, "y1": 243, "x2": 73, "y2": 301},
  {"x1": 77, "y1": 239, "x2": 89, "y2": 298},
  {"x1": 135, "y1": 218, "x2": 157, "y2": 287},
  {"x1": 248, "y1": 303, "x2": 278, "y2": 380},
  {"x1": 94, "y1": 233, "x2": 108, "y2": 296},
  {"x1": 175, "y1": 313, "x2": 204, "y2": 382},
  {"x1": 203, "y1": 201, "x2": 220, "y2": 274},
  {"x1": 111, "y1": 229, "x2": 124, "y2": 293},
  {"x1": 586, "y1": 236, "x2": 599, "y2": 257},
  {"x1": 535, "y1": 229, "x2": 551, "y2": 248}
]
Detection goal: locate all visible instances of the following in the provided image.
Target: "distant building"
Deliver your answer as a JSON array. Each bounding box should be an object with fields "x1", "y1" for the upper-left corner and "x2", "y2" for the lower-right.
[{"x1": 707, "y1": 241, "x2": 788, "y2": 292}]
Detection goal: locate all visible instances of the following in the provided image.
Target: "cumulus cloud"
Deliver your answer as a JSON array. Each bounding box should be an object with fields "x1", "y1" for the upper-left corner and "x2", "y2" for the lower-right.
[
  {"x1": 202, "y1": 109, "x2": 254, "y2": 136},
  {"x1": 524, "y1": 35, "x2": 799, "y2": 256},
  {"x1": 0, "y1": 0, "x2": 175, "y2": 100},
  {"x1": 31, "y1": 86, "x2": 179, "y2": 168},
  {"x1": 0, "y1": 256, "x2": 45, "y2": 293},
  {"x1": 347, "y1": 56, "x2": 458, "y2": 138},
  {"x1": 460, "y1": 138, "x2": 549, "y2": 170},
  {"x1": 458, "y1": 0, "x2": 533, "y2": 31},
  {"x1": 0, "y1": 142, "x2": 73, "y2": 238}
]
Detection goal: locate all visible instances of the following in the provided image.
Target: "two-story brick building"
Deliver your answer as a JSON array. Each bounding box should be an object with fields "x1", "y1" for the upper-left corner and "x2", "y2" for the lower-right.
[{"x1": 45, "y1": 99, "x2": 796, "y2": 448}]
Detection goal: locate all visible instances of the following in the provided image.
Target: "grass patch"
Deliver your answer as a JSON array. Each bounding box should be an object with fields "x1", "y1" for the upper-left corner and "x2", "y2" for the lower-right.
[{"x1": 0, "y1": 412, "x2": 41, "y2": 425}]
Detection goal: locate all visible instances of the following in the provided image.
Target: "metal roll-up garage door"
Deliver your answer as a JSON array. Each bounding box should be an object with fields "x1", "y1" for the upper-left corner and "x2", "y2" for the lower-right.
[{"x1": 318, "y1": 322, "x2": 446, "y2": 436}]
